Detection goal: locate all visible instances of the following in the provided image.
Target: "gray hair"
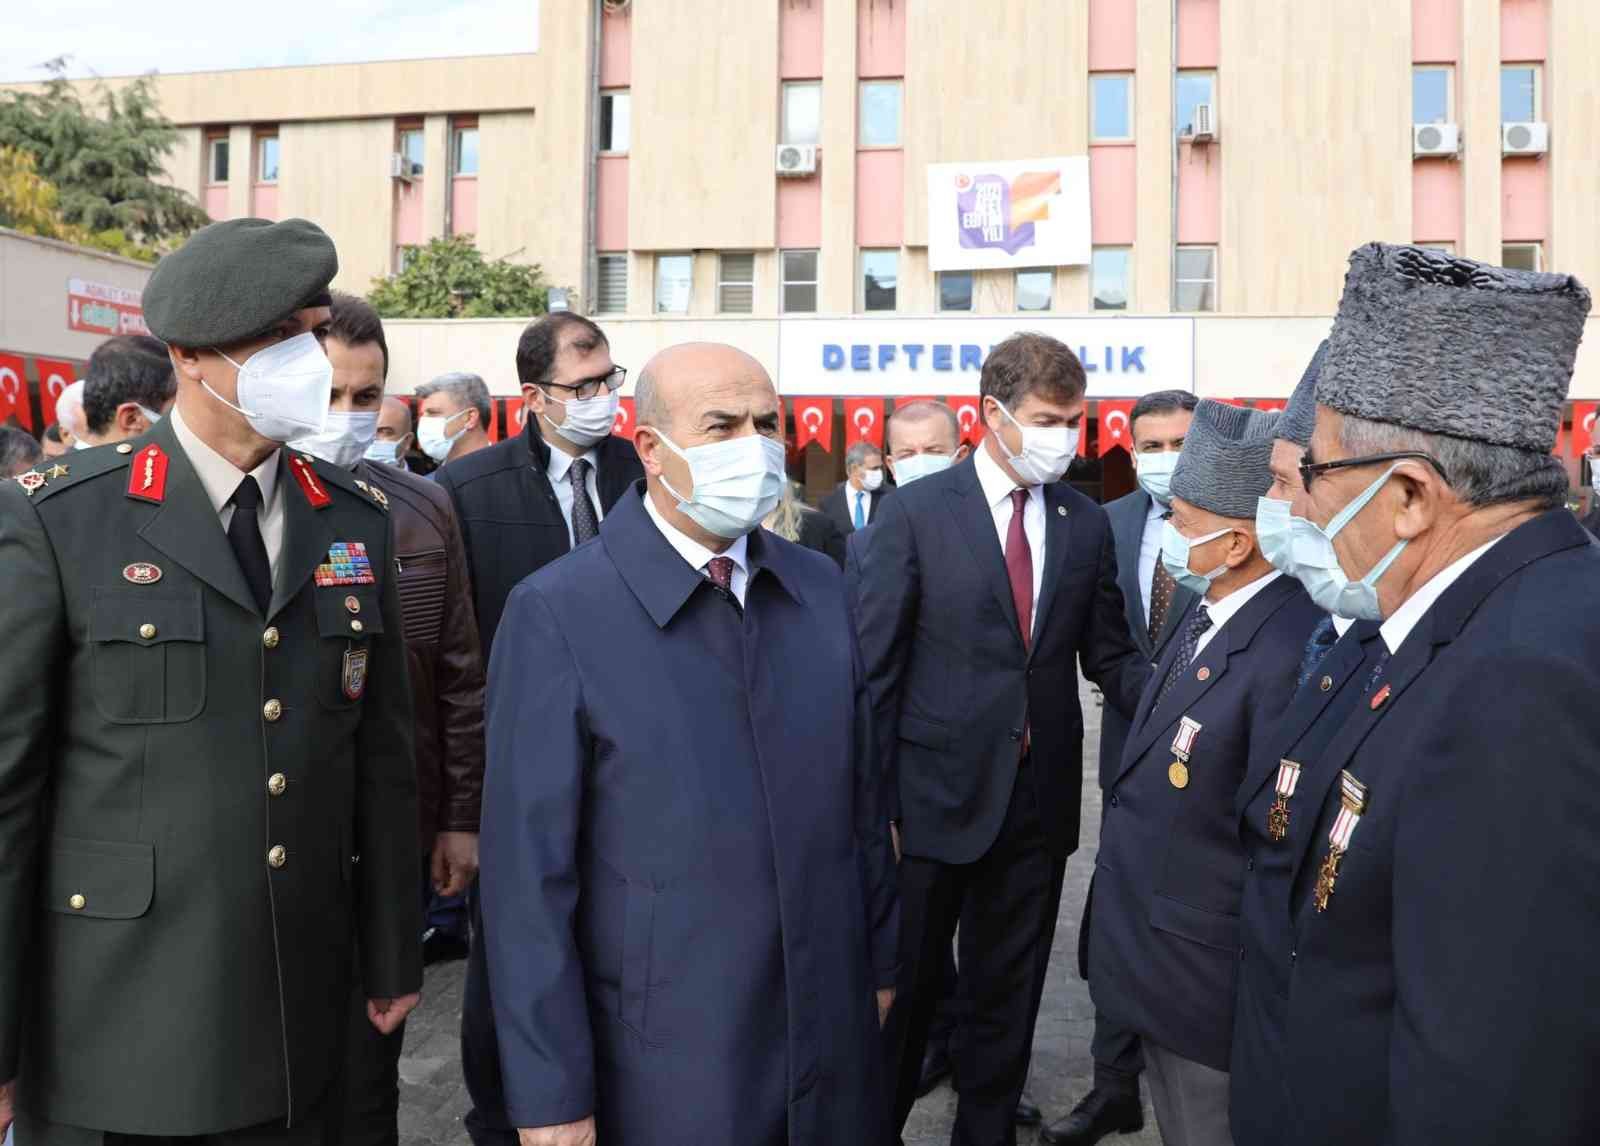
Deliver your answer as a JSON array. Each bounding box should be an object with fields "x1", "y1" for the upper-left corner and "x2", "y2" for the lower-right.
[
  {"x1": 1338, "y1": 413, "x2": 1568, "y2": 511},
  {"x1": 845, "y1": 440, "x2": 883, "y2": 472},
  {"x1": 888, "y1": 401, "x2": 960, "y2": 453},
  {"x1": 415, "y1": 372, "x2": 491, "y2": 430},
  {"x1": 635, "y1": 364, "x2": 668, "y2": 431}
]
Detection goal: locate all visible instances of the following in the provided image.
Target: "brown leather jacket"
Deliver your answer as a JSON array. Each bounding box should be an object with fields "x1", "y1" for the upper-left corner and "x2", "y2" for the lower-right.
[{"x1": 361, "y1": 460, "x2": 485, "y2": 852}]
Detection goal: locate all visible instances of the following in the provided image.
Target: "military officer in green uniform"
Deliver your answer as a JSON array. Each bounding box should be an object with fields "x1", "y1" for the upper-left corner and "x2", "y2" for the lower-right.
[{"x1": 0, "y1": 217, "x2": 422, "y2": 1145}]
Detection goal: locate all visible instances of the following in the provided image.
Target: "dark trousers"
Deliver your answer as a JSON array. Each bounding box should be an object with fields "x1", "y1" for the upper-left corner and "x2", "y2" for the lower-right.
[
  {"x1": 927, "y1": 943, "x2": 961, "y2": 1047},
  {"x1": 17, "y1": 1094, "x2": 328, "y2": 1146},
  {"x1": 884, "y1": 763, "x2": 1067, "y2": 1146},
  {"x1": 330, "y1": 978, "x2": 404, "y2": 1146},
  {"x1": 1090, "y1": 1011, "x2": 1144, "y2": 1094}
]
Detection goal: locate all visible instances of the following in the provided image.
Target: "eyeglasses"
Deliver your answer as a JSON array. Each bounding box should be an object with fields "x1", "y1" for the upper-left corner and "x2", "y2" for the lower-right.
[
  {"x1": 1298, "y1": 450, "x2": 1449, "y2": 492},
  {"x1": 542, "y1": 365, "x2": 627, "y2": 401}
]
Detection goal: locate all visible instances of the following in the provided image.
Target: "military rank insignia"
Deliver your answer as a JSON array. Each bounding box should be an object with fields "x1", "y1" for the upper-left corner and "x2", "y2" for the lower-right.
[
  {"x1": 1312, "y1": 770, "x2": 1368, "y2": 912},
  {"x1": 14, "y1": 470, "x2": 45, "y2": 496},
  {"x1": 1168, "y1": 716, "x2": 1202, "y2": 789},
  {"x1": 126, "y1": 445, "x2": 169, "y2": 504},
  {"x1": 342, "y1": 647, "x2": 369, "y2": 700},
  {"x1": 290, "y1": 454, "x2": 332, "y2": 508},
  {"x1": 353, "y1": 479, "x2": 389, "y2": 510},
  {"x1": 315, "y1": 541, "x2": 376, "y2": 587},
  {"x1": 1268, "y1": 759, "x2": 1302, "y2": 841}
]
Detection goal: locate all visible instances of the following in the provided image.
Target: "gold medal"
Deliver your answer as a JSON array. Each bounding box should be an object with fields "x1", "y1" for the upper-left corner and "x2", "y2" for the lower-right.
[
  {"x1": 1168, "y1": 761, "x2": 1189, "y2": 789},
  {"x1": 1313, "y1": 846, "x2": 1343, "y2": 912},
  {"x1": 1267, "y1": 797, "x2": 1290, "y2": 841}
]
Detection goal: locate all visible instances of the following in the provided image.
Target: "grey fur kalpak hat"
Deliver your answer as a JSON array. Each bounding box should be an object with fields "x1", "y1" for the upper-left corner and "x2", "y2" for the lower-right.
[
  {"x1": 1317, "y1": 243, "x2": 1591, "y2": 452},
  {"x1": 1171, "y1": 400, "x2": 1281, "y2": 519},
  {"x1": 1277, "y1": 340, "x2": 1329, "y2": 448}
]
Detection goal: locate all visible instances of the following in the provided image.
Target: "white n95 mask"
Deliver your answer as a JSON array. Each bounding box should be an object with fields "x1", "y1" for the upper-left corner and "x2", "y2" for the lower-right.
[
  {"x1": 206, "y1": 331, "x2": 333, "y2": 443},
  {"x1": 655, "y1": 431, "x2": 788, "y2": 539}
]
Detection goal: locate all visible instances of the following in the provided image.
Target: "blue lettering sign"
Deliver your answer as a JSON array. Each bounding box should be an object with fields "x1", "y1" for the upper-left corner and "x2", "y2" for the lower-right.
[
  {"x1": 822, "y1": 344, "x2": 844, "y2": 370},
  {"x1": 851, "y1": 344, "x2": 871, "y2": 370},
  {"x1": 932, "y1": 344, "x2": 952, "y2": 371},
  {"x1": 1078, "y1": 346, "x2": 1097, "y2": 373},
  {"x1": 960, "y1": 345, "x2": 983, "y2": 371},
  {"x1": 878, "y1": 344, "x2": 897, "y2": 370},
  {"x1": 903, "y1": 343, "x2": 924, "y2": 370},
  {"x1": 1121, "y1": 346, "x2": 1146, "y2": 372}
]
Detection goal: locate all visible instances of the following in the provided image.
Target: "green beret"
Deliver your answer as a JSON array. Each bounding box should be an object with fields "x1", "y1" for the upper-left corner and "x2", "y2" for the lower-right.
[{"x1": 143, "y1": 218, "x2": 338, "y2": 348}]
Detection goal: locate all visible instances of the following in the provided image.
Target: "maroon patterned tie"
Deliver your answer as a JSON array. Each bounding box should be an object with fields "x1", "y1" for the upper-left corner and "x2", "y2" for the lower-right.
[
  {"x1": 706, "y1": 556, "x2": 735, "y2": 591},
  {"x1": 1005, "y1": 488, "x2": 1033, "y2": 649}
]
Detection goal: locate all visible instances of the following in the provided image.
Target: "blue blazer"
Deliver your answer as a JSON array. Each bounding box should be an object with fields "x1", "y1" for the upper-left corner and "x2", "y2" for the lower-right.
[
  {"x1": 1088, "y1": 574, "x2": 1320, "y2": 1069},
  {"x1": 856, "y1": 452, "x2": 1148, "y2": 863},
  {"x1": 1279, "y1": 510, "x2": 1600, "y2": 1145},
  {"x1": 467, "y1": 485, "x2": 898, "y2": 1144}
]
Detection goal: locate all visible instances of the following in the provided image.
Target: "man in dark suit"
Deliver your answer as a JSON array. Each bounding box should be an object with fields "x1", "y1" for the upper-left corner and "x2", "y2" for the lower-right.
[
  {"x1": 1580, "y1": 442, "x2": 1600, "y2": 536},
  {"x1": 434, "y1": 312, "x2": 643, "y2": 659},
  {"x1": 473, "y1": 341, "x2": 898, "y2": 1146},
  {"x1": 1259, "y1": 244, "x2": 1600, "y2": 1145},
  {"x1": 860, "y1": 333, "x2": 1149, "y2": 1146},
  {"x1": 1088, "y1": 401, "x2": 1319, "y2": 1146},
  {"x1": 824, "y1": 439, "x2": 892, "y2": 534}
]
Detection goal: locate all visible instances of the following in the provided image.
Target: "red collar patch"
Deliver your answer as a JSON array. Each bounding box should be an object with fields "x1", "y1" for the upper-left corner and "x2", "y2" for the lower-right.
[
  {"x1": 289, "y1": 454, "x2": 332, "y2": 509},
  {"x1": 126, "y1": 444, "x2": 170, "y2": 504}
]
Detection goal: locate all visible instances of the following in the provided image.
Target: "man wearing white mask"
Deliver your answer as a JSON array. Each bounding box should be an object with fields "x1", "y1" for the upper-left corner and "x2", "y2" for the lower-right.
[
  {"x1": 860, "y1": 333, "x2": 1149, "y2": 1146},
  {"x1": 824, "y1": 441, "x2": 893, "y2": 535},
  {"x1": 468, "y1": 341, "x2": 898, "y2": 1146},
  {"x1": 414, "y1": 372, "x2": 492, "y2": 467}
]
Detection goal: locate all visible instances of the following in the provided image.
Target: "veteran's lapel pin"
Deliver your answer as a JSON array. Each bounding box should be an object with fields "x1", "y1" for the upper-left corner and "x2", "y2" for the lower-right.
[
  {"x1": 1313, "y1": 770, "x2": 1369, "y2": 912},
  {"x1": 1370, "y1": 683, "x2": 1392, "y2": 710},
  {"x1": 1268, "y1": 759, "x2": 1302, "y2": 842},
  {"x1": 1168, "y1": 716, "x2": 1202, "y2": 789},
  {"x1": 122, "y1": 562, "x2": 164, "y2": 585}
]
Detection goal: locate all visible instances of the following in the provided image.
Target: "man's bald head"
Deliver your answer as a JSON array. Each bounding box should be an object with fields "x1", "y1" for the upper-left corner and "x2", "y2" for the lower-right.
[
  {"x1": 635, "y1": 343, "x2": 774, "y2": 434},
  {"x1": 379, "y1": 395, "x2": 413, "y2": 437}
]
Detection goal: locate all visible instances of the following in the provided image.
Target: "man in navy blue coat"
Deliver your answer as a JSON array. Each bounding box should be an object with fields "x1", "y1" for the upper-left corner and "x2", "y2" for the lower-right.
[
  {"x1": 474, "y1": 342, "x2": 898, "y2": 1146},
  {"x1": 1264, "y1": 244, "x2": 1600, "y2": 1145},
  {"x1": 1088, "y1": 401, "x2": 1319, "y2": 1146}
]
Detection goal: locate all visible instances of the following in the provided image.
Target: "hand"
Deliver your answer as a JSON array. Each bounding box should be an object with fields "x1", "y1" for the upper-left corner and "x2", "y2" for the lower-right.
[
  {"x1": 367, "y1": 992, "x2": 421, "y2": 1035},
  {"x1": 0, "y1": 1077, "x2": 14, "y2": 1139},
  {"x1": 518, "y1": 1117, "x2": 596, "y2": 1146},
  {"x1": 431, "y1": 831, "x2": 480, "y2": 897},
  {"x1": 890, "y1": 822, "x2": 902, "y2": 864},
  {"x1": 876, "y1": 987, "x2": 896, "y2": 1028}
]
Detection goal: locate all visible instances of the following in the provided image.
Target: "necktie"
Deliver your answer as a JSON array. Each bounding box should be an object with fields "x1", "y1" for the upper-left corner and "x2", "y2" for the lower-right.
[
  {"x1": 569, "y1": 457, "x2": 600, "y2": 545},
  {"x1": 705, "y1": 555, "x2": 741, "y2": 614},
  {"x1": 1296, "y1": 615, "x2": 1340, "y2": 689},
  {"x1": 1154, "y1": 605, "x2": 1212, "y2": 710},
  {"x1": 1005, "y1": 488, "x2": 1033, "y2": 648},
  {"x1": 853, "y1": 491, "x2": 867, "y2": 529},
  {"x1": 228, "y1": 475, "x2": 272, "y2": 614},
  {"x1": 1147, "y1": 509, "x2": 1176, "y2": 641}
]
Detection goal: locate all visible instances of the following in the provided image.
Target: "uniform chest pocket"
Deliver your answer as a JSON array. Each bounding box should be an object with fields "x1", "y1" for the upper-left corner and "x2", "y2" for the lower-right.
[
  {"x1": 314, "y1": 586, "x2": 385, "y2": 710},
  {"x1": 89, "y1": 588, "x2": 206, "y2": 724}
]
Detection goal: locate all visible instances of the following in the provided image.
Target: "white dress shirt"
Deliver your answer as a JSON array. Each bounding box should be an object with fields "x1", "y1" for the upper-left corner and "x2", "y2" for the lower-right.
[
  {"x1": 643, "y1": 487, "x2": 751, "y2": 606},
  {"x1": 1138, "y1": 497, "x2": 1168, "y2": 622},
  {"x1": 1379, "y1": 535, "x2": 1502, "y2": 654},
  {"x1": 170, "y1": 405, "x2": 285, "y2": 584},
  {"x1": 974, "y1": 442, "x2": 1046, "y2": 630},
  {"x1": 547, "y1": 443, "x2": 603, "y2": 547},
  {"x1": 1194, "y1": 569, "x2": 1283, "y2": 658}
]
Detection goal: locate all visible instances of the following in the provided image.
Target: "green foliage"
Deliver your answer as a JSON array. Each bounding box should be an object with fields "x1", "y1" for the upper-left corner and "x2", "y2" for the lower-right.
[
  {"x1": 0, "y1": 144, "x2": 157, "y2": 261},
  {"x1": 367, "y1": 235, "x2": 560, "y2": 319},
  {"x1": 0, "y1": 59, "x2": 207, "y2": 254}
]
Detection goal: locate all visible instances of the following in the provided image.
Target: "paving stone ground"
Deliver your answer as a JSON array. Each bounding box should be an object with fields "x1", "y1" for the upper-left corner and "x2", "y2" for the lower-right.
[{"x1": 398, "y1": 678, "x2": 1164, "y2": 1145}]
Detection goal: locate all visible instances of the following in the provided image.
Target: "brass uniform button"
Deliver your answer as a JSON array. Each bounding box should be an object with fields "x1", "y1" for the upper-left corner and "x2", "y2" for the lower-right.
[
  {"x1": 263, "y1": 698, "x2": 283, "y2": 722},
  {"x1": 69, "y1": 893, "x2": 86, "y2": 910},
  {"x1": 267, "y1": 845, "x2": 287, "y2": 869},
  {"x1": 350, "y1": 619, "x2": 364, "y2": 634},
  {"x1": 262, "y1": 627, "x2": 280, "y2": 649},
  {"x1": 115, "y1": 443, "x2": 133, "y2": 455},
  {"x1": 139, "y1": 623, "x2": 157, "y2": 639},
  {"x1": 267, "y1": 772, "x2": 287, "y2": 796}
]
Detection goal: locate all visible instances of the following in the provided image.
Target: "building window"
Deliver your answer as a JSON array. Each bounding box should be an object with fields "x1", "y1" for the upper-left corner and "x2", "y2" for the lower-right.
[
  {"x1": 1175, "y1": 71, "x2": 1215, "y2": 138},
  {"x1": 1418, "y1": 241, "x2": 1455, "y2": 254},
  {"x1": 1092, "y1": 247, "x2": 1132, "y2": 310},
  {"x1": 1502, "y1": 242, "x2": 1542, "y2": 272},
  {"x1": 938, "y1": 271, "x2": 974, "y2": 312},
  {"x1": 207, "y1": 137, "x2": 229, "y2": 183},
  {"x1": 1175, "y1": 246, "x2": 1217, "y2": 312},
  {"x1": 1501, "y1": 65, "x2": 1540, "y2": 123},
  {"x1": 860, "y1": 249, "x2": 898, "y2": 312},
  {"x1": 600, "y1": 90, "x2": 631, "y2": 153},
  {"x1": 1413, "y1": 66, "x2": 1453, "y2": 125},
  {"x1": 781, "y1": 249, "x2": 819, "y2": 313},
  {"x1": 782, "y1": 81, "x2": 822, "y2": 146},
  {"x1": 1091, "y1": 74, "x2": 1134, "y2": 142},
  {"x1": 1015, "y1": 269, "x2": 1054, "y2": 312},
  {"x1": 397, "y1": 127, "x2": 424, "y2": 175},
  {"x1": 654, "y1": 253, "x2": 692, "y2": 314},
  {"x1": 718, "y1": 252, "x2": 755, "y2": 314},
  {"x1": 256, "y1": 135, "x2": 280, "y2": 183},
  {"x1": 594, "y1": 254, "x2": 627, "y2": 314},
  {"x1": 453, "y1": 126, "x2": 480, "y2": 175},
  {"x1": 859, "y1": 80, "x2": 902, "y2": 148}
]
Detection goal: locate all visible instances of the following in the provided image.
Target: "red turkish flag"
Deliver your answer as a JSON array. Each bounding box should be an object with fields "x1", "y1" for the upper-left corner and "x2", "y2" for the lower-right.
[
  {"x1": 895, "y1": 395, "x2": 936, "y2": 409},
  {"x1": 1254, "y1": 399, "x2": 1288, "y2": 413},
  {"x1": 0, "y1": 353, "x2": 31, "y2": 430},
  {"x1": 503, "y1": 397, "x2": 532, "y2": 442},
  {"x1": 612, "y1": 397, "x2": 637, "y2": 441},
  {"x1": 792, "y1": 397, "x2": 833, "y2": 451},
  {"x1": 1211, "y1": 397, "x2": 1245, "y2": 407},
  {"x1": 843, "y1": 398, "x2": 884, "y2": 449},
  {"x1": 949, "y1": 396, "x2": 984, "y2": 445},
  {"x1": 35, "y1": 358, "x2": 75, "y2": 428},
  {"x1": 1552, "y1": 423, "x2": 1568, "y2": 459},
  {"x1": 1097, "y1": 400, "x2": 1136, "y2": 457},
  {"x1": 1570, "y1": 402, "x2": 1598, "y2": 456}
]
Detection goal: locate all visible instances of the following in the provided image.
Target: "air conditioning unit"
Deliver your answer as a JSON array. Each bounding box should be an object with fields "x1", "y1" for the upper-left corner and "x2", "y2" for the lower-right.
[
  {"x1": 775, "y1": 143, "x2": 818, "y2": 177},
  {"x1": 389, "y1": 153, "x2": 420, "y2": 181},
  {"x1": 1192, "y1": 102, "x2": 1216, "y2": 141},
  {"x1": 1502, "y1": 121, "x2": 1549, "y2": 156},
  {"x1": 1413, "y1": 122, "x2": 1460, "y2": 157}
]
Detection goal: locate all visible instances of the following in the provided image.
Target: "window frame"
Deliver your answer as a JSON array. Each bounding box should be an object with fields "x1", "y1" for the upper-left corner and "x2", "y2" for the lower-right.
[
  {"x1": 1014, "y1": 268, "x2": 1054, "y2": 313},
  {"x1": 1174, "y1": 245, "x2": 1219, "y2": 313},
  {"x1": 255, "y1": 134, "x2": 280, "y2": 184},
  {"x1": 1412, "y1": 65, "x2": 1455, "y2": 126},
  {"x1": 717, "y1": 252, "x2": 756, "y2": 314},
  {"x1": 599, "y1": 89, "x2": 631, "y2": 154},
  {"x1": 938, "y1": 270, "x2": 974, "y2": 313},
  {"x1": 654, "y1": 253, "x2": 694, "y2": 315},
  {"x1": 1091, "y1": 246, "x2": 1133, "y2": 311},
  {"x1": 781, "y1": 248, "x2": 820, "y2": 314},
  {"x1": 207, "y1": 136, "x2": 230, "y2": 184},
  {"x1": 1500, "y1": 63, "x2": 1542, "y2": 124},
  {"x1": 781, "y1": 81, "x2": 823, "y2": 147},
  {"x1": 859, "y1": 248, "x2": 899, "y2": 313},
  {"x1": 1175, "y1": 70, "x2": 1217, "y2": 139},
  {"x1": 594, "y1": 253, "x2": 628, "y2": 314},
  {"x1": 858, "y1": 79, "x2": 903, "y2": 149},
  {"x1": 453, "y1": 124, "x2": 480, "y2": 176},
  {"x1": 1090, "y1": 73, "x2": 1136, "y2": 143},
  {"x1": 1501, "y1": 242, "x2": 1543, "y2": 273},
  {"x1": 396, "y1": 126, "x2": 425, "y2": 175},
  {"x1": 1417, "y1": 241, "x2": 1456, "y2": 255}
]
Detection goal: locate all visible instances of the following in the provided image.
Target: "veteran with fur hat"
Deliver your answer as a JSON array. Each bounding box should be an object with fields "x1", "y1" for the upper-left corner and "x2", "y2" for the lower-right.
[
  {"x1": 1255, "y1": 243, "x2": 1600, "y2": 1146},
  {"x1": 1087, "y1": 399, "x2": 1321, "y2": 1146},
  {"x1": 0, "y1": 217, "x2": 422, "y2": 1146}
]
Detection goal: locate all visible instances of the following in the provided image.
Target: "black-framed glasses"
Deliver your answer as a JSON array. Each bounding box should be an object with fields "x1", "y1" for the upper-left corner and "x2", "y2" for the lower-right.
[
  {"x1": 542, "y1": 365, "x2": 627, "y2": 401},
  {"x1": 1299, "y1": 450, "x2": 1449, "y2": 492}
]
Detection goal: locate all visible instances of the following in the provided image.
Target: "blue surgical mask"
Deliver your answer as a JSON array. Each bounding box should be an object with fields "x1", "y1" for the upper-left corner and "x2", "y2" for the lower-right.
[
  {"x1": 1134, "y1": 451, "x2": 1180, "y2": 506},
  {"x1": 1254, "y1": 464, "x2": 1408, "y2": 621},
  {"x1": 1160, "y1": 520, "x2": 1236, "y2": 596},
  {"x1": 363, "y1": 439, "x2": 407, "y2": 468},
  {"x1": 892, "y1": 452, "x2": 954, "y2": 486}
]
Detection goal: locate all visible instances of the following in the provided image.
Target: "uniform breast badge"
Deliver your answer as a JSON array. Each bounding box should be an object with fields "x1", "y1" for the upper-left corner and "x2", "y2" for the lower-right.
[
  {"x1": 1312, "y1": 770, "x2": 1368, "y2": 912},
  {"x1": 14, "y1": 471, "x2": 45, "y2": 496},
  {"x1": 1168, "y1": 716, "x2": 1202, "y2": 789},
  {"x1": 341, "y1": 647, "x2": 369, "y2": 700},
  {"x1": 353, "y1": 479, "x2": 389, "y2": 510},
  {"x1": 315, "y1": 541, "x2": 376, "y2": 587},
  {"x1": 1268, "y1": 759, "x2": 1302, "y2": 841}
]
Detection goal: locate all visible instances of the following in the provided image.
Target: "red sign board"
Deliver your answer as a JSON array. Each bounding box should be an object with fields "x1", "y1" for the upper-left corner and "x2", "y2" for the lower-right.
[{"x1": 68, "y1": 278, "x2": 148, "y2": 337}]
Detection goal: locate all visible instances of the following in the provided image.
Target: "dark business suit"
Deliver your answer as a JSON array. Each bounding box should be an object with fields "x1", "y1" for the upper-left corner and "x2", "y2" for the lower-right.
[
  {"x1": 824, "y1": 479, "x2": 891, "y2": 535},
  {"x1": 1273, "y1": 511, "x2": 1600, "y2": 1145},
  {"x1": 433, "y1": 421, "x2": 642, "y2": 659},
  {"x1": 858, "y1": 451, "x2": 1147, "y2": 1145},
  {"x1": 797, "y1": 503, "x2": 847, "y2": 568},
  {"x1": 1580, "y1": 503, "x2": 1600, "y2": 538},
  {"x1": 468, "y1": 484, "x2": 898, "y2": 1144}
]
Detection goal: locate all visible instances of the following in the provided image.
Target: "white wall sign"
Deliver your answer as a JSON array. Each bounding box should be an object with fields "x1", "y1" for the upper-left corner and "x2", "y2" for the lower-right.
[
  {"x1": 777, "y1": 316, "x2": 1194, "y2": 398},
  {"x1": 927, "y1": 156, "x2": 1091, "y2": 272}
]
